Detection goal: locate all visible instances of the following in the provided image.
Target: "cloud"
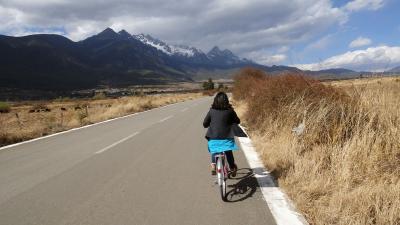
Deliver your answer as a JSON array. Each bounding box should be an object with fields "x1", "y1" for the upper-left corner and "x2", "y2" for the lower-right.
[
  {"x1": 293, "y1": 45, "x2": 400, "y2": 71},
  {"x1": 344, "y1": 0, "x2": 385, "y2": 11},
  {"x1": 277, "y1": 46, "x2": 290, "y2": 53},
  {"x1": 349, "y1": 36, "x2": 372, "y2": 48},
  {"x1": 0, "y1": 0, "x2": 346, "y2": 57},
  {"x1": 0, "y1": 0, "x2": 387, "y2": 66},
  {"x1": 0, "y1": 5, "x2": 25, "y2": 32},
  {"x1": 263, "y1": 54, "x2": 287, "y2": 65},
  {"x1": 305, "y1": 35, "x2": 334, "y2": 50},
  {"x1": 246, "y1": 50, "x2": 287, "y2": 65}
]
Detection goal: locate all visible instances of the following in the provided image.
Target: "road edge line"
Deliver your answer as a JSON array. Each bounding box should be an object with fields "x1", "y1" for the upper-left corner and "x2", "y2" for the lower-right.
[
  {"x1": 0, "y1": 99, "x2": 196, "y2": 151},
  {"x1": 237, "y1": 125, "x2": 309, "y2": 225}
]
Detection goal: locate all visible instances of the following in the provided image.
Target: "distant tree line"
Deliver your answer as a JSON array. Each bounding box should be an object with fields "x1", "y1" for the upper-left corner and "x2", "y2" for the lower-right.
[{"x1": 202, "y1": 78, "x2": 225, "y2": 90}]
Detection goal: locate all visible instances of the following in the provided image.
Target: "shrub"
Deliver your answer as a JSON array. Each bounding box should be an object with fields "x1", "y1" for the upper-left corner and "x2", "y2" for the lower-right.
[
  {"x1": 233, "y1": 69, "x2": 400, "y2": 224},
  {"x1": 140, "y1": 100, "x2": 154, "y2": 110},
  {"x1": 232, "y1": 67, "x2": 268, "y2": 101},
  {"x1": 234, "y1": 70, "x2": 356, "y2": 145},
  {"x1": 31, "y1": 103, "x2": 49, "y2": 112},
  {"x1": 92, "y1": 92, "x2": 106, "y2": 100},
  {"x1": 202, "y1": 78, "x2": 215, "y2": 90},
  {"x1": 0, "y1": 102, "x2": 11, "y2": 113}
]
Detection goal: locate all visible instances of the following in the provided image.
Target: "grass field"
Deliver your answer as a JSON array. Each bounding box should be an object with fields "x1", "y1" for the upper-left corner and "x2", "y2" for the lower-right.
[
  {"x1": 233, "y1": 69, "x2": 400, "y2": 225},
  {"x1": 0, "y1": 93, "x2": 202, "y2": 147}
]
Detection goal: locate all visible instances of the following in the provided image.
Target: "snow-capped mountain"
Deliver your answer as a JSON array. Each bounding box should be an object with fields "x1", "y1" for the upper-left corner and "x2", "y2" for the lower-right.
[
  {"x1": 207, "y1": 46, "x2": 243, "y2": 65},
  {"x1": 133, "y1": 33, "x2": 203, "y2": 57},
  {"x1": 80, "y1": 28, "x2": 253, "y2": 67},
  {"x1": 208, "y1": 46, "x2": 239, "y2": 60},
  {"x1": 118, "y1": 29, "x2": 135, "y2": 40},
  {"x1": 98, "y1": 29, "x2": 253, "y2": 66},
  {"x1": 0, "y1": 27, "x2": 303, "y2": 91},
  {"x1": 130, "y1": 31, "x2": 255, "y2": 66}
]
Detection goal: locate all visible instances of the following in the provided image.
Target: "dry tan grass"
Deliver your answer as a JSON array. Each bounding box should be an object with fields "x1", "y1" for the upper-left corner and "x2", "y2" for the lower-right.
[
  {"x1": 325, "y1": 76, "x2": 400, "y2": 88},
  {"x1": 233, "y1": 70, "x2": 400, "y2": 225},
  {"x1": 0, "y1": 93, "x2": 201, "y2": 146}
]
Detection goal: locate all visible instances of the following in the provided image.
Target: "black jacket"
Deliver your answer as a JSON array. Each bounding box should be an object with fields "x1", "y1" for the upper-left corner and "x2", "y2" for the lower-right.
[{"x1": 203, "y1": 108, "x2": 240, "y2": 139}]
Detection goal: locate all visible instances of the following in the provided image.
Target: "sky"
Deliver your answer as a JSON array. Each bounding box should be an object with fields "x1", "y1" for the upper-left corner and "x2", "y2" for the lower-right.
[{"x1": 0, "y1": 0, "x2": 399, "y2": 71}]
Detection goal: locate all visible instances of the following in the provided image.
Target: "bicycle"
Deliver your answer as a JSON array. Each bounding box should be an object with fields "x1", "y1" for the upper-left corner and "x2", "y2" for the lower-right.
[{"x1": 215, "y1": 152, "x2": 229, "y2": 201}]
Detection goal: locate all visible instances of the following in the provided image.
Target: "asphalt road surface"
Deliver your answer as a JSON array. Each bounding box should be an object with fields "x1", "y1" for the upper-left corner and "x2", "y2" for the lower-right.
[{"x1": 0, "y1": 97, "x2": 276, "y2": 225}]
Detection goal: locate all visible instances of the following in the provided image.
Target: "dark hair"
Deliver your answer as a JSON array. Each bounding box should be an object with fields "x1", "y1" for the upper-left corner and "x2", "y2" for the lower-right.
[{"x1": 212, "y1": 92, "x2": 232, "y2": 110}]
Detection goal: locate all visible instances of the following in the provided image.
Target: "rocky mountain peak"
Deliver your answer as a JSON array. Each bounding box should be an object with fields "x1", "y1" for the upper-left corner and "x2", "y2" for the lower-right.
[
  {"x1": 96, "y1": 27, "x2": 119, "y2": 39},
  {"x1": 118, "y1": 29, "x2": 132, "y2": 39}
]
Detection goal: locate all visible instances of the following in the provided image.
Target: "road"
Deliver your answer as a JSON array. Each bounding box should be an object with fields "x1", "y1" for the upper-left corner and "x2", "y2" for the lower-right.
[{"x1": 0, "y1": 97, "x2": 276, "y2": 225}]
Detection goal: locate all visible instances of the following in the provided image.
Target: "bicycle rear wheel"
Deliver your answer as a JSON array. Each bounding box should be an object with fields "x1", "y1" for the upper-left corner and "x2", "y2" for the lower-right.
[{"x1": 216, "y1": 156, "x2": 227, "y2": 201}]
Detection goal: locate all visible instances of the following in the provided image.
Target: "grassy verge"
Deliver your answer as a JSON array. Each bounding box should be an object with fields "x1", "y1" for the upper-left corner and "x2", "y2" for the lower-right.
[
  {"x1": 233, "y1": 68, "x2": 400, "y2": 225},
  {"x1": 0, "y1": 93, "x2": 202, "y2": 147}
]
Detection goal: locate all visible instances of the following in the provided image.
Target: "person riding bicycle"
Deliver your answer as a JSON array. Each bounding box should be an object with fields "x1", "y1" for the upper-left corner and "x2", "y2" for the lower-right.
[{"x1": 203, "y1": 92, "x2": 240, "y2": 176}]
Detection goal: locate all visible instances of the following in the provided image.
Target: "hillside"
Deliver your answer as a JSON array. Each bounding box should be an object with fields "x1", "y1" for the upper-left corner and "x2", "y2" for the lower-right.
[
  {"x1": 1, "y1": 28, "x2": 300, "y2": 90},
  {"x1": 1, "y1": 28, "x2": 373, "y2": 91},
  {"x1": 388, "y1": 66, "x2": 400, "y2": 73},
  {"x1": 0, "y1": 29, "x2": 191, "y2": 90}
]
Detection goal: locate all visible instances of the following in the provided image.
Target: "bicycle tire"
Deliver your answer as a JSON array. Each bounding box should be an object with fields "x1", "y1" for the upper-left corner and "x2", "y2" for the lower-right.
[
  {"x1": 216, "y1": 156, "x2": 227, "y2": 201},
  {"x1": 216, "y1": 157, "x2": 222, "y2": 186}
]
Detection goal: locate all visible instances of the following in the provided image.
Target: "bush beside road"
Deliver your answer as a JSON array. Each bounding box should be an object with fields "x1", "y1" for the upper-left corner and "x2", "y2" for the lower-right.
[{"x1": 233, "y1": 68, "x2": 400, "y2": 225}]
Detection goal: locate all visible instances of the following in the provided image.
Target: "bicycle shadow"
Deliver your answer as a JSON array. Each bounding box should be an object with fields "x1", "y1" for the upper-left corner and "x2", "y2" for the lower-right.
[{"x1": 224, "y1": 167, "x2": 277, "y2": 203}]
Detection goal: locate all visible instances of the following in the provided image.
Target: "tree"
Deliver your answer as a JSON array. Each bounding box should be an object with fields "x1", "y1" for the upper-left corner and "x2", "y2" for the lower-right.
[{"x1": 202, "y1": 78, "x2": 215, "y2": 90}]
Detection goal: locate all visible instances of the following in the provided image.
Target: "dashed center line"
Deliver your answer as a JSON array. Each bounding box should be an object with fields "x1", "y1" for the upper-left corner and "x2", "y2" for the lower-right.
[
  {"x1": 158, "y1": 115, "x2": 173, "y2": 123},
  {"x1": 95, "y1": 131, "x2": 140, "y2": 154}
]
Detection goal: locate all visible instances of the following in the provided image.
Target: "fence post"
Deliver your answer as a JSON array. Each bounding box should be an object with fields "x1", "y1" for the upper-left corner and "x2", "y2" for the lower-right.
[
  {"x1": 15, "y1": 112, "x2": 23, "y2": 129},
  {"x1": 60, "y1": 111, "x2": 64, "y2": 127}
]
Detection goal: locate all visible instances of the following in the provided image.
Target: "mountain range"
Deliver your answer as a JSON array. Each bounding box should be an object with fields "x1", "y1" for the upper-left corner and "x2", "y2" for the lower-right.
[
  {"x1": 2, "y1": 28, "x2": 395, "y2": 91},
  {"x1": 0, "y1": 28, "x2": 301, "y2": 90},
  {"x1": 388, "y1": 66, "x2": 400, "y2": 73}
]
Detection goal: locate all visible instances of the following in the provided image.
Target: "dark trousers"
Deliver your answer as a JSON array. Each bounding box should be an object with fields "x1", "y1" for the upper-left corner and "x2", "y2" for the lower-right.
[{"x1": 211, "y1": 150, "x2": 235, "y2": 168}]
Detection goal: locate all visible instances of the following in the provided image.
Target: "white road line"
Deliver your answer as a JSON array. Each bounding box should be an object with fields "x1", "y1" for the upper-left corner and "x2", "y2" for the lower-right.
[
  {"x1": 181, "y1": 108, "x2": 188, "y2": 112},
  {"x1": 237, "y1": 125, "x2": 309, "y2": 225},
  {"x1": 158, "y1": 115, "x2": 173, "y2": 123},
  {"x1": 94, "y1": 132, "x2": 139, "y2": 154}
]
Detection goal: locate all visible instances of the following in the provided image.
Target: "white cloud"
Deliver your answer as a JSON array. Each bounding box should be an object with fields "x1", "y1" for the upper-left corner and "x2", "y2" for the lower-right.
[
  {"x1": 344, "y1": 0, "x2": 385, "y2": 11},
  {"x1": 305, "y1": 35, "x2": 334, "y2": 50},
  {"x1": 0, "y1": 6, "x2": 26, "y2": 31},
  {"x1": 0, "y1": 0, "x2": 346, "y2": 57},
  {"x1": 293, "y1": 46, "x2": 400, "y2": 71},
  {"x1": 0, "y1": 0, "x2": 387, "y2": 65},
  {"x1": 277, "y1": 46, "x2": 290, "y2": 53},
  {"x1": 246, "y1": 50, "x2": 287, "y2": 65},
  {"x1": 264, "y1": 54, "x2": 287, "y2": 65},
  {"x1": 349, "y1": 36, "x2": 372, "y2": 48}
]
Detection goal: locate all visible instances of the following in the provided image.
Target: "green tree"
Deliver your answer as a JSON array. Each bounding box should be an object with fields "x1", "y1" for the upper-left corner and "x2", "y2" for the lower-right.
[{"x1": 202, "y1": 78, "x2": 215, "y2": 90}]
